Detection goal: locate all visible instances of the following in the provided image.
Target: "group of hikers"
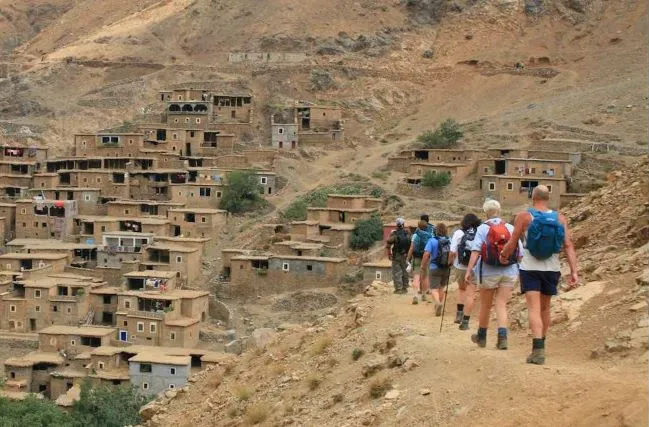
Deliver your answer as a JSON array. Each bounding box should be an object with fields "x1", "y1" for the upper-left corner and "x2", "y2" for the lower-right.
[{"x1": 385, "y1": 185, "x2": 579, "y2": 365}]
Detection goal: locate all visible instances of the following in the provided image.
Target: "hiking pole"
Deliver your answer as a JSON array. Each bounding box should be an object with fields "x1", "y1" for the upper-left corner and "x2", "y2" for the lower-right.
[{"x1": 439, "y1": 270, "x2": 450, "y2": 333}]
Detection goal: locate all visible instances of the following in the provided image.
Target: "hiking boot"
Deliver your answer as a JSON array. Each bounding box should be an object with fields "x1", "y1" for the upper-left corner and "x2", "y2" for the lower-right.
[
  {"x1": 421, "y1": 293, "x2": 427, "y2": 302},
  {"x1": 471, "y1": 333, "x2": 486, "y2": 348},
  {"x1": 435, "y1": 303, "x2": 443, "y2": 317},
  {"x1": 412, "y1": 296, "x2": 419, "y2": 305},
  {"x1": 459, "y1": 321, "x2": 470, "y2": 331},
  {"x1": 526, "y1": 349, "x2": 545, "y2": 365},
  {"x1": 496, "y1": 336, "x2": 508, "y2": 350},
  {"x1": 454, "y1": 311, "x2": 463, "y2": 324}
]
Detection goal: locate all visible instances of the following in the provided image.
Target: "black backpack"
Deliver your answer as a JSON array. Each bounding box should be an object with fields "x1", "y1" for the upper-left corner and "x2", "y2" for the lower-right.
[
  {"x1": 433, "y1": 236, "x2": 451, "y2": 267},
  {"x1": 393, "y1": 228, "x2": 411, "y2": 254},
  {"x1": 457, "y1": 228, "x2": 477, "y2": 266}
]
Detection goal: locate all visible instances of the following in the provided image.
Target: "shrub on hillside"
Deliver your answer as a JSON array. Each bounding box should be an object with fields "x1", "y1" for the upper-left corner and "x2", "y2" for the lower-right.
[
  {"x1": 281, "y1": 184, "x2": 384, "y2": 221},
  {"x1": 219, "y1": 170, "x2": 263, "y2": 214},
  {"x1": 422, "y1": 170, "x2": 451, "y2": 188},
  {"x1": 350, "y1": 216, "x2": 384, "y2": 250},
  {"x1": 0, "y1": 380, "x2": 149, "y2": 427},
  {"x1": 417, "y1": 119, "x2": 463, "y2": 149}
]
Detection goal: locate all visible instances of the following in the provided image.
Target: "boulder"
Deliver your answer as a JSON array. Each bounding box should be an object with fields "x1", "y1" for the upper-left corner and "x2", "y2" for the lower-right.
[{"x1": 362, "y1": 356, "x2": 387, "y2": 377}]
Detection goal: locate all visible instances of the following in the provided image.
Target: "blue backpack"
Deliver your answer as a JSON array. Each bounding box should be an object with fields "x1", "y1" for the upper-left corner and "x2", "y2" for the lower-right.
[
  {"x1": 526, "y1": 209, "x2": 565, "y2": 260},
  {"x1": 413, "y1": 228, "x2": 433, "y2": 258}
]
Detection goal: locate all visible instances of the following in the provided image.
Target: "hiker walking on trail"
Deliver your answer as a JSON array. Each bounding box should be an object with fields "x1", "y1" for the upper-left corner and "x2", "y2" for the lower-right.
[
  {"x1": 386, "y1": 217, "x2": 411, "y2": 294},
  {"x1": 449, "y1": 213, "x2": 482, "y2": 330},
  {"x1": 421, "y1": 223, "x2": 451, "y2": 316},
  {"x1": 500, "y1": 185, "x2": 579, "y2": 365},
  {"x1": 407, "y1": 215, "x2": 435, "y2": 303},
  {"x1": 464, "y1": 200, "x2": 522, "y2": 350}
]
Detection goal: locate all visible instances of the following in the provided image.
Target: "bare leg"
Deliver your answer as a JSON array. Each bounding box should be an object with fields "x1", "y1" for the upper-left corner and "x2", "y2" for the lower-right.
[
  {"x1": 464, "y1": 283, "x2": 476, "y2": 315},
  {"x1": 413, "y1": 273, "x2": 421, "y2": 293},
  {"x1": 494, "y1": 286, "x2": 513, "y2": 328},
  {"x1": 525, "y1": 291, "x2": 543, "y2": 339},
  {"x1": 540, "y1": 294, "x2": 552, "y2": 337},
  {"x1": 478, "y1": 288, "x2": 495, "y2": 328}
]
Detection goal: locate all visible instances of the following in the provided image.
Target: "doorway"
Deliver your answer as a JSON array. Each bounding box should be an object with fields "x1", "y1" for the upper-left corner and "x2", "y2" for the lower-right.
[
  {"x1": 495, "y1": 160, "x2": 506, "y2": 175},
  {"x1": 29, "y1": 319, "x2": 36, "y2": 331},
  {"x1": 185, "y1": 143, "x2": 192, "y2": 157},
  {"x1": 119, "y1": 330, "x2": 128, "y2": 342}
]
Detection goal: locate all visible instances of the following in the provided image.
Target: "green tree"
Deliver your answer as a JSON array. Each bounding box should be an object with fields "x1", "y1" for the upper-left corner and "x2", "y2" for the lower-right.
[
  {"x1": 417, "y1": 119, "x2": 463, "y2": 148},
  {"x1": 219, "y1": 170, "x2": 263, "y2": 213},
  {"x1": 421, "y1": 170, "x2": 451, "y2": 188},
  {"x1": 350, "y1": 216, "x2": 384, "y2": 250},
  {"x1": 70, "y1": 380, "x2": 150, "y2": 427},
  {"x1": 0, "y1": 396, "x2": 72, "y2": 427}
]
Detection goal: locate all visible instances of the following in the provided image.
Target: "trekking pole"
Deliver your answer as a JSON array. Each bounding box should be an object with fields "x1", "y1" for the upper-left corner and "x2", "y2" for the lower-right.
[{"x1": 439, "y1": 270, "x2": 450, "y2": 333}]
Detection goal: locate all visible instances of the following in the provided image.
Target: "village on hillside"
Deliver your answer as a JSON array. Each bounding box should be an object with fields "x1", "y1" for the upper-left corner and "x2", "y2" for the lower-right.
[{"x1": 0, "y1": 84, "x2": 602, "y2": 409}]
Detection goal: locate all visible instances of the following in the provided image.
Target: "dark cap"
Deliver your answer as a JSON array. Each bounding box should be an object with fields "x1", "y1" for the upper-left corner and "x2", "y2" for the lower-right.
[{"x1": 420, "y1": 214, "x2": 429, "y2": 222}]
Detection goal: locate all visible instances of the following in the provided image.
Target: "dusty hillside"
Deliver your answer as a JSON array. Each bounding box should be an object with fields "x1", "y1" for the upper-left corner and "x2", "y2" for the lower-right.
[{"x1": 141, "y1": 159, "x2": 649, "y2": 426}]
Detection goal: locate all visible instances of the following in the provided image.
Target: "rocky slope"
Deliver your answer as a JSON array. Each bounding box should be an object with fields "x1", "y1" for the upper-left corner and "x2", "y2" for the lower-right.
[{"x1": 140, "y1": 159, "x2": 649, "y2": 426}]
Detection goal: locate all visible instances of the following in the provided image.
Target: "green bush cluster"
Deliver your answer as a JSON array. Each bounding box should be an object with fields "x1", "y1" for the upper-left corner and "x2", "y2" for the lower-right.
[
  {"x1": 0, "y1": 380, "x2": 150, "y2": 427},
  {"x1": 219, "y1": 170, "x2": 263, "y2": 214},
  {"x1": 417, "y1": 119, "x2": 463, "y2": 149},
  {"x1": 421, "y1": 170, "x2": 451, "y2": 188},
  {"x1": 350, "y1": 216, "x2": 384, "y2": 250}
]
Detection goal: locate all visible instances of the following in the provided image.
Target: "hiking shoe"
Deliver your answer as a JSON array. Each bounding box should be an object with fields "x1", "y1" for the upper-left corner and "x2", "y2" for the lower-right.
[
  {"x1": 454, "y1": 311, "x2": 463, "y2": 324},
  {"x1": 421, "y1": 294, "x2": 427, "y2": 302},
  {"x1": 459, "y1": 321, "x2": 470, "y2": 331},
  {"x1": 471, "y1": 333, "x2": 486, "y2": 348},
  {"x1": 526, "y1": 349, "x2": 545, "y2": 365},
  {"x1": 496, "y1": 336, "x2": 508, "y2": 350},
  {"x1": 435, "y1": 303, "x2": 443, "y2": 317},
  {"x1": 412, "y1": 296, "x2": 419, "y2": 305}
]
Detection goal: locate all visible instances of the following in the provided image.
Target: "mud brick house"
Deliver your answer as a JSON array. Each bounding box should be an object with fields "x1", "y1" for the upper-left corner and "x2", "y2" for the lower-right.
[
  {"x1": 74, "y1": 216, "x2": 169, "y2": 244},
  {"x1": 114, "y1": 289, "x2": 208, "y2": 347},
  {"x1": 142, "y1": 243, "x2": 200, "y2": 285},
  {"x1": 306, "y1": 205, "x2": 377, "y2": 225},
  {"x1": 55, "y1": 169, "x2": 130, "y2": 199},
  {"x1": 0, "y1": 143, "x2": 48, "y2": 163},
  {"x1": 15, "y1": 199, "x2": 77, "y2": 240},
  {"x1": 38, "y1": 325, "x2": 116, "y2": 353},
  {"x1": 169, "y1": 181, "x2": 225, "y2": 209},
  {"x1": 271, "y1": 102, "x2": 344, "y2": 149},
  {"x1": 6, "y1": 239, "x2": 98, "y2": 268},
  {"x1": 3, "y1": 351, "x2": 64, "y2": 397},
  {"x1": 128, "y1": 353, "x2": 191, "y2": 396},
  {"x1": 28, "y1": 188, "x2": 103, "y2": 216},
  {"x1": 0, "y1": 252, "x2": 68, "y2": 275},
  {"x1": 167, "y1": 207, "x2": 228, "y2": 238},
  {"x1": 272, "y1": 241, "x2": 324, "y2": 257},
  {"x1": 0, "y1": 273, "x2": 106, "y2": 332},
  {"x1": 228, "y1": 254, "x2": 348, "y2": 296},
  {"x1": 387, "y1": 148, "x2": 484, "y2": 173},
  {"x1": 74, "y1": 133, "x2": 145, "y2": 158},
  {"x1": 0, "y1": 201, "x2": 15, "y2": 239},
  {"x1": 481, "y1": 175, "x2": 567, "y2": 209},
  {"x1": 106, "y1": 200, "x2": 184, "y2": 218},
  {"x1": 140, "y1": 89, "x2": 254, "y2": 147},
  {"x1": 44, "y1": 156, "x2": 157, "y2": 173},
  {"x1": 406, "y1": 162, "x2": 476, "y2": 185},
  {"x1": 362, "y1": 259, "x2": 393, "y2": 283},
  {"x1": 485, "y1": 148, "x2": 582, "y2": 165},
  {"x1": 478, "y1": 157, "x2": 573, "y2": 178},
  {"x1": 128, "y1": 169, "x2": 188, "y2": 201},
  {"x1": 96, "y1": 231, "x2": 155, "y2": 269},
  {"x1": 187, "y1": 167, "x2": 277, "y2": 196}
]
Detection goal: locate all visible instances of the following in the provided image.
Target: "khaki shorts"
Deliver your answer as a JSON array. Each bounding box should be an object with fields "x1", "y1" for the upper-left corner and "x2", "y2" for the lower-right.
[
  {"x1": 429, "y1": 268, "x2": 450, "y2": 289},
  {"x1": 412, "y1": 257, "x2": 428, "y2": 277},
  {"x1": 454, "y1": 267, "x2": 474, "y2": 290},
  {"x1": 479, "y1": 275, "x2": 517, "y2": 290}
]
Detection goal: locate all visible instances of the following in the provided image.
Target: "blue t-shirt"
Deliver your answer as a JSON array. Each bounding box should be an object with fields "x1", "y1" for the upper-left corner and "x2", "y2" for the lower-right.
[
  {"x1": 424, "y1": 237, "x2": 440, "y2": 271},
  {"x1": 468, "y1": 218, "x2": 522, "y2": 279}
]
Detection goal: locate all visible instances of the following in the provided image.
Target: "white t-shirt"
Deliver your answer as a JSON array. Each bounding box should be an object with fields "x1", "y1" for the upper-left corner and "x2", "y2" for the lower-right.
[{"x1": 450, "y1": 229, "x2": 465, "y2": 270}]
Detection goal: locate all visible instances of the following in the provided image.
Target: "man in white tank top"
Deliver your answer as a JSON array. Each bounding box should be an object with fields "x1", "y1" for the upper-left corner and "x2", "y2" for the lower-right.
[{"x1": 500, "y1": 185, "x2": 579, "y2": 365}]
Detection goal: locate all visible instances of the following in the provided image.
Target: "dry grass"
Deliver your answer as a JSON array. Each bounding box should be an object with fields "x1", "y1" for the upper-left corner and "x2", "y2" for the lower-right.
[
  {"x1": 245, "y1": 402, "x2": 270, "y2": 425},
  {"x1": 306, "y1": 373, "x2": 322, "y2": 391},
  {"x1": 368, "y1": 374, "x2": 392, "y2": 399},
  {"x1": 310, "y1": 336, "x2": 333, "y2": 356},
  {"x1": 234, "y1": 385, "x2": 252, "y2": 401}
]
